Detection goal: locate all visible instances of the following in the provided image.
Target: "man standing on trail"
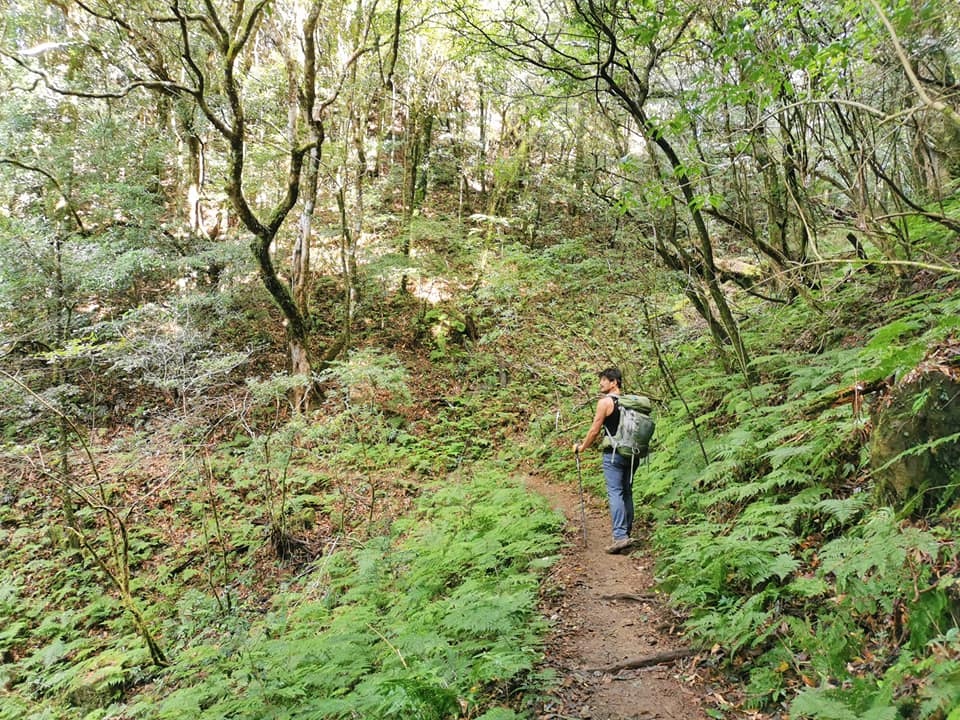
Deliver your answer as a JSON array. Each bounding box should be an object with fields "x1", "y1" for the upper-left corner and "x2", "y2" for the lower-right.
[{"x1": 572, "y1": 367, "x2": 637, "y2": 555}]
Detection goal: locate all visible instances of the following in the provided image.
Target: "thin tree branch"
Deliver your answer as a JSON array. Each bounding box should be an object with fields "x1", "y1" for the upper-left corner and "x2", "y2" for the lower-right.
[
  {"x1": 0, "y1": 158, "x2": 86, "y2": 234},
  {"x1": 865, "y1": 0, "x2": 960, "y2": 129},
  {"x1": 2, "y1": 50, "x2": 192, "y2": 100}
]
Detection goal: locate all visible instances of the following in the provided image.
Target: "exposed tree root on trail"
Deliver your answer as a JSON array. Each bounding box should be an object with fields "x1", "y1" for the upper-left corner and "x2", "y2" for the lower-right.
[{"x1": 585, "y1": 647, "x2": 696, "y2": 674}]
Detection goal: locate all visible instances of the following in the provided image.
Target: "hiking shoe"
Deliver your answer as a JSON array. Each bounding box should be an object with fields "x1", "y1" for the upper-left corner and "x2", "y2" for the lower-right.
[{"x1": 604, "y1": 538, "x2": 634, "y2": 555}]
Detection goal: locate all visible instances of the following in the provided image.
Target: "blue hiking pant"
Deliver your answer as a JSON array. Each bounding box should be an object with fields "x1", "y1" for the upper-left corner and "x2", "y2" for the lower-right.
[{"x1": 602, "y1": 451, "x2": 637, "y2": 541}]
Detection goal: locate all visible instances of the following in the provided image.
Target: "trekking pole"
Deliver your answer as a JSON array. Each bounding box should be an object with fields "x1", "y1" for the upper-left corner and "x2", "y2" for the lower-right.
[{"x1": 575, "y1": 450, "x2": 588, "y2": 547}]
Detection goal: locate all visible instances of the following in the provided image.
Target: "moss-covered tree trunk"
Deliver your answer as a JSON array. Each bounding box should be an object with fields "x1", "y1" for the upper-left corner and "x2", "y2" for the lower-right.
[{"x1": 871, "y1": 369, "x2": 960, "y2": 514}]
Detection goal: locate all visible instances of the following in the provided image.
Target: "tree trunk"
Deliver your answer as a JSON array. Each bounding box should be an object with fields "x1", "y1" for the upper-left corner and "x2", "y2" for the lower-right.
[
  {"x1": 292, "y1": 145, "x2": 318, "y2": 317},
  {"x1": 779, "y1": 115, "x2": 811, "y2": 264},
  {"x1": 186, "y1": 134, "x2": 204, "y2": 236},
  {"x1": 289, "y1": 337, "x2": 313, "y2": 410},
  {"x1": 647, "y1": 126, "x2": 753, "y2": 381},
  {"x1": 52, "y1": 231, "x2": 80, "y2": 543},
  {"x1": 478, "y1": 85, "x2": 488, "y2": 195},
  {"x1": 403, "y1": 101, "x2": 433, "y2": 227},
  {"x1": 289, "y1": 142, "x2": 321, "y2": 411}
]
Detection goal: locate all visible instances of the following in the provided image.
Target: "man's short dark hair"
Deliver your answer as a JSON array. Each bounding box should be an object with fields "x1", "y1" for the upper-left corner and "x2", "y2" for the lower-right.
[{"x1": 599, "y1": 367, "x2": 622, "y2": 389}]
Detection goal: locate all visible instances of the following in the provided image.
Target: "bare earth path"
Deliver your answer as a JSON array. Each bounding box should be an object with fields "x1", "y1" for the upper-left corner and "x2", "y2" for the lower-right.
[{"x1": 525, "y1": 473, "x2": 713, "y2": 720}]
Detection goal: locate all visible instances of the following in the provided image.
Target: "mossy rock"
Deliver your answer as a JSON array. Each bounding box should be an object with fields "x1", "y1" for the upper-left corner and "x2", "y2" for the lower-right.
[{"x1": 870, "y1": 371, "x2": 960, "y2": 513}]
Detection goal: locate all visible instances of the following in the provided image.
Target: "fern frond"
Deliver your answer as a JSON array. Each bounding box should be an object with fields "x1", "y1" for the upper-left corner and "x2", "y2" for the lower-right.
[
  {"x1": 438, "y1": 584, "x2": 534, "y2": 638},
  {"x1": 814, "y1": 494, "x2": 870, "y2": 530},
  {"x1": 790, "y1": 685, "x2": 898, "y2": 720},
  {"x1": 705, "y1": 470, "x2": 813, "y2": 509},
  {"x1": 763, "y1": 443, "x2": 818, "y2": 469},
  {"x1": 788, "y1": 364, "x2": 840, "y2": 395},
  {"x1": 871, "y1": 431, "x2": 960, "y2": 475},
  {"x1": 686, "y1": 590, "x2": 780, "y2": 654},
  {"x1": 780, "y1": 486, "x2": 830, "y2": 525},
  {"x1": 710, "y1": 426, "x2": 758, "y2": 461},
  {"x1": 819, "y1": 510, "x2": 940, "y2": 588},
  {"x1": 783, "y1": 575, "x2": 830, "y2": 600}
]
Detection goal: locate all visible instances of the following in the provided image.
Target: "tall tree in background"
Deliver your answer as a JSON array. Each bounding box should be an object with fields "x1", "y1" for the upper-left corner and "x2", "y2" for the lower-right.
[
  {"x1": 457, "y1": 0, "x2": 960, "y2": 376},
  {"x1": 457, "y1": 0, "x2": 754, "y2": 377}
]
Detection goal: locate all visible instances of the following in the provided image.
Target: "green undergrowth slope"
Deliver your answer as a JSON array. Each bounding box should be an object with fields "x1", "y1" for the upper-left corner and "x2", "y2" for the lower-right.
[
  {"x1": 143, "y1": 464, "x2": 563, "y2": 720},
  {"x1": 524, "y1": 236, "x2": 960, "y2": 715},
  {"x1": 641, "y1": 282, "x2": 960, "y2": 718},
  {"x1": 0, "y1": 460, "x2": 563, "y2": 720}
]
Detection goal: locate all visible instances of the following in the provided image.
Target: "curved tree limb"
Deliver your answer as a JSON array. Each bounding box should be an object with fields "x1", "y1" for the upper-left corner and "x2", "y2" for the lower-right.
[
  {"x1": 866, "y1": 0, "x2": 960, "y2": 130},
  {"x1": 0, "y1": 158, "x2": 86, "y2": 234}
]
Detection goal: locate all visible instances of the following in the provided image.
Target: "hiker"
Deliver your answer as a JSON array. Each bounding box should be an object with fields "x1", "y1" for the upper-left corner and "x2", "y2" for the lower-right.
[{"x1": 572, "y1": 367, "x2": 638, "y2": 555}]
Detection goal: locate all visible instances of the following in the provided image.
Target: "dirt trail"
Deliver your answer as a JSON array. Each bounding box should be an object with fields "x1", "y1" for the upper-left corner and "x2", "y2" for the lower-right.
[{"x1": 525, "y1": 473, "x2": 713, "y2": 720}]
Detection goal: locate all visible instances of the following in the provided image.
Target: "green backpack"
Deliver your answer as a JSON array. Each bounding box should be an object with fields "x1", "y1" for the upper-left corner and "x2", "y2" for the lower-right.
[{"x1": 602, "y1": 394, "x2": 655, "y2": 459}]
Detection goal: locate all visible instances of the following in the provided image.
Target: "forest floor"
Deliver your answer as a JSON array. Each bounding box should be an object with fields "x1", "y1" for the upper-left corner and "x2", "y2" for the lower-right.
[{"x1": 524, "y1": 472, "x2": 722, "y2": 720}]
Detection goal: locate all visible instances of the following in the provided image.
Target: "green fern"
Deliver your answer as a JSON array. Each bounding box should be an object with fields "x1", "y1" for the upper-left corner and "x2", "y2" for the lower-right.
[
  {"x1": 777, "y1": 486, "x2": 831, "y2": 527},
  {"x1": 866, "y1": 317, "x2": 925, "y2": 347},
  {"x1": 787, "y1": 363, "x2": 840, "y2": 396},
  {"x1": 705, "y1": 470, "x2": 813, "y2": 509},
  {"x1": 783, "y1": 574, "x2": 830, "y2": 600},
  {"x1": 474, "y1": 709, "x2": 525, "y2": 720},
  {"x1": 685, "y1": 589, "x2": 781, "y2": 655},
  {"x1": 763, "y1": 442, "x2": 820, "y2": 468},
  {"x1": 743, "y1": 650, "x2": 792, "y2": 710},
  {"x1": 145, "y1": 463, "x2": 562, "y2": 720},
  {"x1": 438, "y1": 582, "x2": 536, "y2": 638},
  {"x1": 818, "y1": 510, "x2": 940, "y2": 597},
  {"x1": 871, "y1": 431, "x2": 960, "y2": 475},
  {"x1": 813, "y1": 494, "x2": 870, "y2": 531},
  {"x1": 791, "y1": 685, "x2": 898, "y2": 720}
]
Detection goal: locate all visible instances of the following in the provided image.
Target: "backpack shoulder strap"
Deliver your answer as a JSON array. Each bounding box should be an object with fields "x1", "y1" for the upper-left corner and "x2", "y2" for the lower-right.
[{"x1": 601, "y1": 394, "x2": 620, "y2": 443}]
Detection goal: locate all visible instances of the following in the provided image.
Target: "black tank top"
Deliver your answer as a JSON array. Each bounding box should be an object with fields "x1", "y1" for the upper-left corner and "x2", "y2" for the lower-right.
[{"x1": 602, "y1": 395, "x2": 621, "y2": 442}]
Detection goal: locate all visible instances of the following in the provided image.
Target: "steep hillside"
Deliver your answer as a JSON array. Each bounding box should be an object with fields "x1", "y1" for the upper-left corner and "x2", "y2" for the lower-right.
[
  {"x1": 520, "y1": 226, "x2": 960, "y2": 716},
  {"x1": 2, "y1": 198, "x2": 959, "y2": 720}
]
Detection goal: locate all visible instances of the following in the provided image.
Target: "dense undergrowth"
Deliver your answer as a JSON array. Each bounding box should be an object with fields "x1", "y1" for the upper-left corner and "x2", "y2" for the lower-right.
[
  {"x1": 137, "y1": 465, "x2": 562, "y2": 720},
  {"x1": 1, "y1": 438, "x2": 563, "y2": 720},
  {"x1": 638, "y1": 280, "x2": 960, "y2": 718},
  {"x1": 528, "y1": 230, "x2": 960, "y2": 715},
  {"x1": 0, "y1": 266, "x2": 567, "y2": 719},
  {"x1": 2, "y1": 199, "x2": 960, "y2": 720}
]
